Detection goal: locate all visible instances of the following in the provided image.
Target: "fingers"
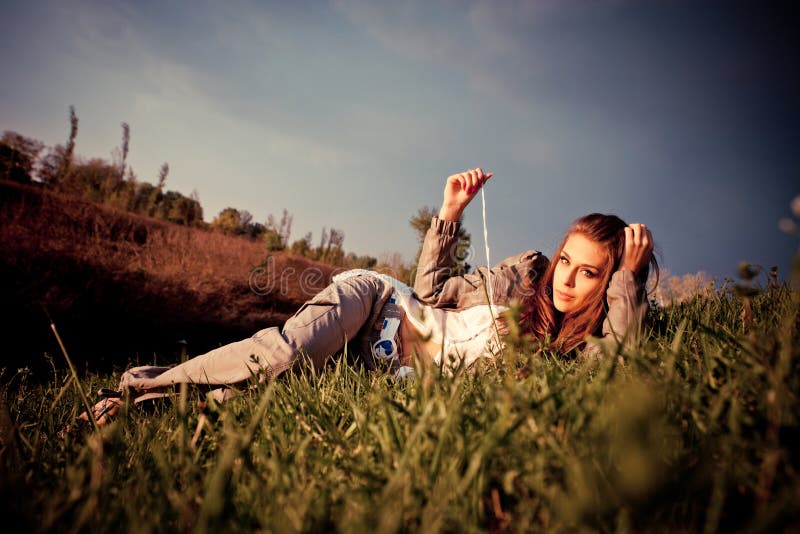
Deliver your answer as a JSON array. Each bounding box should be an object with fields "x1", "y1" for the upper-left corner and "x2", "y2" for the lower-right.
[
  {"x1": 454, "y1": 167, "x2": 492, "y2": 195},
  {"x1": 456, "y1": 174, "x2": 466, "y2": 191},
  {"x1": 478, "y1": 169, "x2": 493, "y2": 187},
  {"x1": 442, "y1": 168, "x2": 493, "y2": 220},
  {"x1": 625, "y1": 223, "x2": 652, "y2": 247},
  {"x1": 629, "y1": 224, "x2": 642, "y2": 246},
  {"x1": 624, "y1": 226, "x2": 634, "y2": 248},
  {"x1": 475, "y1": 168, "x2": 492, "y2": 186},
  {"x1": 621, "y1": 223, "x2": 654, "y2": 273},
  {"x1": 468, "y1": 169, "x2": 481, "y2": 194}
]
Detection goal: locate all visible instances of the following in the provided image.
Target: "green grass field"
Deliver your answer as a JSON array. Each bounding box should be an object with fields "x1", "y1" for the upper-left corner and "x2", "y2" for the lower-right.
[{"x1": 1, "y1": 273, "x2": 798, "y2": 533}]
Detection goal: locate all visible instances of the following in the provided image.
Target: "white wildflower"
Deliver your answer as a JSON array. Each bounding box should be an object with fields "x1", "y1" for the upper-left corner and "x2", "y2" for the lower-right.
[
  {"x1": 792, "y1": 195, "x2": 800, "y2": 217},
  {"x1": 778, "y1": 217, "x2": 797, "y2": 234}
]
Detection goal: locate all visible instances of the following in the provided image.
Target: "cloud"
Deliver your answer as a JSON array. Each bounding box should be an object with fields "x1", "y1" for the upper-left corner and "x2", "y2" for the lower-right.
[
  {"x1": 329, "y1": 0, "x2": 554, "y2": 103},
  {"x1": 332, "y1": 0, "x2": 470, "y2": 62},
  {"x1": 331, "y1": 0, "x2": 676, "y2": 104}
]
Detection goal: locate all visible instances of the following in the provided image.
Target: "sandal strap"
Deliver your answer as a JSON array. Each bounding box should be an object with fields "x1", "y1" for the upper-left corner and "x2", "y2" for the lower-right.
[{"x1": 92, "y1": 397, "x2": 122, "y2": 423}]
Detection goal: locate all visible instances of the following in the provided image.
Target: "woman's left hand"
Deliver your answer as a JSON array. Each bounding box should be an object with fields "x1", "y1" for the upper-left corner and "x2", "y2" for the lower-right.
[{"x1": 620, "y1": 223, "x2": 654, "y2": 274}]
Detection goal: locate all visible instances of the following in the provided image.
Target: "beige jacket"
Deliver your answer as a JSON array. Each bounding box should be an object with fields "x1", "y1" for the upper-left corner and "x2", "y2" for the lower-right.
[{"x1": 413, "y1": 216, "x2": 648, "y2": 359}]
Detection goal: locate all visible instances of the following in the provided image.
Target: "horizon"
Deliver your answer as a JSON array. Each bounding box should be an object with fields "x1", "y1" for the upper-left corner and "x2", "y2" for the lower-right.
[{"x1": 1, "y1": 0, "x2": 797, "y2": 281}]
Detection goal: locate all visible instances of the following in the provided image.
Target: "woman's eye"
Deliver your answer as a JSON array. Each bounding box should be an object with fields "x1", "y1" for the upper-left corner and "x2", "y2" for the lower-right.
[
  {"x1": 582, "y1": 270, "x2": 596, "y2": 278},
  {"x1": 559, "y1": 256, "x2": 569, "y2": 265}
]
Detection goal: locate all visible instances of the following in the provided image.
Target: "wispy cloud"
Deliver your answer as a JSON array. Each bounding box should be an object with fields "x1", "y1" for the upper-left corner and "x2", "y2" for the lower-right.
[
  {"x1": 332, "y1": 0, "x2": 470, "y2": 61},
  {"x1": 2, "y1": 0, "x2": 795, "y2": 277}
]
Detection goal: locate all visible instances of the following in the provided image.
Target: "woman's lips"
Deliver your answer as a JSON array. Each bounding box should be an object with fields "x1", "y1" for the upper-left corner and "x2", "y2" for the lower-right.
[{"x1": 554, "y1": 289, "x2": 574, "y2": 301}]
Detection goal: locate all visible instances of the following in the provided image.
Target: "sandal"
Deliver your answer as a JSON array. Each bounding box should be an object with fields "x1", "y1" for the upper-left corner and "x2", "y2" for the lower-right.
[{"x1": 78, "y1": 388, "x2": 124, "y2": 426}]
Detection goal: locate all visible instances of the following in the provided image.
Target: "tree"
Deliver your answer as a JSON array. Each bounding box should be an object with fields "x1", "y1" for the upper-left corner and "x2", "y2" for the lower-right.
[
  {"x1": 290, "y1": 232, "x2": 313, "y2": 257},
  {"x1": 409, "y1": 206, "x2": 438, "y2": 245},
  {"x1": 38, "y1": 106, "x2": 79, "y2": 188},
  {"x1": 344, "y1": 252, "x2": 377, "y2": 269},
  {"x1": 110, "y1": 123, "x2": 130, "y2": 178},
  {"x1": 146, "y1": 162, "x2": 169, "y2": 216},
  {"x1": 0, "y1": 131, "x2": 44, "y2": 184},
  {"x1": 211, "y1": 207, "x2": 244, "y2": 236},
  {"x1": 159, "y1": 191, "x2": 202, "y2": 226},
  {"x1": 327, "y1": 228, "x2": 345, "y2": 265},
  {"x1": 157, "y1": 191, "x2": 182, "y2": 223},
  {"x1": 105, "y1": 122, "x2": 132, "y2": 205},
  {"x1": 188, "y1": 189, "x2": 204, "y2": 226},
  {"x1": 37, "y1": 144, "x2": 66, "y2": 186},
  {"x1": 58, "y1": 106, "x2": 79, "y2": 187},
  {"x1": 119, "y1": 122, "x2": 129, "y2": 177},
  {"x1": 108, "y1": 159, "x2": 139, "y2": 212},
  {"x1": 409, "y1": 206, "x2": 472, "y2": 275},
  {"x1": 234, "y1": 210, "x2": 271, "y2": 239},
  {"x1": 264, "y1": 229, "x2": 284, "y2": 252},
  {"x1": 5, "y1": 113, "x2": 207, "y2": 229},
  {"x1": 263, "y1": 209, "x2": 293, "y2": 251},
  {"x1": 316, "y1": 227, "x2": 345, "y2": 265},
  {"x1": 156, "y1": 162, "x2": 168, "y2": 189},
  {"x1": 66, "y1": 158, "x2": 118, "y2": 201},
  {"x1": 243, "y1": 221, "x2": 267, "y2": 240},
  {"x1": 374, "y1": 251, "x2": 415, "y2": 284},
  {"x1": 133, "y1": 182, "x2": 156, "y2": 214},
  {"x1": 239, "y1": 210, "x2": 254, "y2": 229}
]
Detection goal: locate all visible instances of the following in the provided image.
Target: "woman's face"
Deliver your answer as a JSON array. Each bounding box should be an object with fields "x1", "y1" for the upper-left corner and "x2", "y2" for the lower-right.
[{"x1": 552, "y1": 233, "x2": 607, "y2": 314}]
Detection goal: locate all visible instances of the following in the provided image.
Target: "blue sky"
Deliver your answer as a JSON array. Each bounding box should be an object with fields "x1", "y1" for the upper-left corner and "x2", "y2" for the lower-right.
[{"x1": 1, "y1": 0, "x2": 797, "y2": 281}]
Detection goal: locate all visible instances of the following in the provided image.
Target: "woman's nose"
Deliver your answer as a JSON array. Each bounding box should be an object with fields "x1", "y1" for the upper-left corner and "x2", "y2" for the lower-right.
[{"x1": 562, "y1": 269, "x2": 576, "y2": 287}]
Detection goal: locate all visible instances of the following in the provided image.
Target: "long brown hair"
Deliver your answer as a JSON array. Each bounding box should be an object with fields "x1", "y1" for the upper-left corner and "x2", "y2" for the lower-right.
[{"x1": 522, "y1": 213, "x2": 656, "y2": 352}]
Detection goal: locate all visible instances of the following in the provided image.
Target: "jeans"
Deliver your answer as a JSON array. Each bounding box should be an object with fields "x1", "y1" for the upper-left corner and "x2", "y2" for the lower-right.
[{"x1": 117, "y1": 274, "x2": 394, "y2": 401}]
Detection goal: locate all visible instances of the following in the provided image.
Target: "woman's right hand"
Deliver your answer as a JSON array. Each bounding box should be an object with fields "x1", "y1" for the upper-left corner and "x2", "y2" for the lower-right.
[{"x1": 439, "y1": 168, "x2": 493, "y2": 221}]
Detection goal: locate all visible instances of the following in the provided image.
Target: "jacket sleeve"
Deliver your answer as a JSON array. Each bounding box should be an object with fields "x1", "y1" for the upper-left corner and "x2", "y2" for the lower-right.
[
  {"x1": 581, "y1": 269, "x2": 648, "y2": 360},
  {"x1": 413, "y1": 215, "x2": 544, "y2": 308},
  {"x1": 414, "y1": 216, "x2": 473, "y2": 306}
]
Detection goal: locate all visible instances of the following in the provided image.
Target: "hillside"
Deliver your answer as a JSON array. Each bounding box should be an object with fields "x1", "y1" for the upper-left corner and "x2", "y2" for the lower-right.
[{"x1": 0, "y1": 180, "x2": 337, "y2": 373}]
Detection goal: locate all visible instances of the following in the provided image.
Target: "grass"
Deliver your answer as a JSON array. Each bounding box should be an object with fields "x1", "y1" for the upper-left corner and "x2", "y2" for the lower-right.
[
  {"x1": 0, "y1": 179, "x2": 338, "y2": 372},
  {"x1": 1, "y1": 277, "x2": 798, "y2": 533}
]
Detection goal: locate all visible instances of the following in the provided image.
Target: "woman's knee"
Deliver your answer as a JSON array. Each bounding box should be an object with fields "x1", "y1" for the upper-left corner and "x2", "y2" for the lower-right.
[{"x1": 280, "y1": 275, "x2": 384, "y2": 362}]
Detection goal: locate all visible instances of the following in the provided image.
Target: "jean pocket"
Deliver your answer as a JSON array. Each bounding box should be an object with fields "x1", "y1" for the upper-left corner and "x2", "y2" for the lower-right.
[{"x1": 286, "y1": 297, "x2": 338, "y2": 329}]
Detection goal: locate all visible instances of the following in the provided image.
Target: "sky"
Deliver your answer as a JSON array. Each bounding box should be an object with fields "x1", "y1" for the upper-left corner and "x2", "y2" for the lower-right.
[{"x1": 1, "y1": 0, "x2": 797, "y2": 282}]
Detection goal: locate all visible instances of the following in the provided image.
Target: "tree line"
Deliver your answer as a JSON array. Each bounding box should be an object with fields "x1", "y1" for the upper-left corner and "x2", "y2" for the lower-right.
[
  {"x1": 1, "y1": 107, "x2": 472, "y2": 274},
  {"x1": 1, "y1": 108, "x2": 203, "y2": 227}
]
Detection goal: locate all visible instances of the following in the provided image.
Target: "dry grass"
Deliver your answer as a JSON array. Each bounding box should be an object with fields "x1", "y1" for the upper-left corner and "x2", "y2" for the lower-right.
[{"x1": 0, "y1": 180, "x2": 336, "y2": 370}]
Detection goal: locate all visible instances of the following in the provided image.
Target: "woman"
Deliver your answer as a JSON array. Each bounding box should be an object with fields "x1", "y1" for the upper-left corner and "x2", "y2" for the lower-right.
[
  {"x1": 522, "y1": 212, "x2": 655, "y2": 354},
  {"x1": 414, "y1": 168, "x2": 655, "y2": 359},
  {"x1": 80, "y1": 168, "x2": 655, "y2": 425}
]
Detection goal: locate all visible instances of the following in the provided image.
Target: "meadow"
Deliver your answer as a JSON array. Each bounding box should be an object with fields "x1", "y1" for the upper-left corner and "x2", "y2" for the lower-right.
[{"x1": 1, "y1": 270, "x2": 797, "y2": 533}]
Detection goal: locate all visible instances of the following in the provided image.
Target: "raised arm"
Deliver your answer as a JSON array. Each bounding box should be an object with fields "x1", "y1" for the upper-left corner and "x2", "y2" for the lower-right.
[
  {"x1": 437, "y1": 168, "x2": 493, "y2": 222},
  {"x1": 414, "y1": 169, "x2": 548, "y2": 308},
  {"x1": 583, "y1": 223, "x2": 654, "y2": 359}
]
